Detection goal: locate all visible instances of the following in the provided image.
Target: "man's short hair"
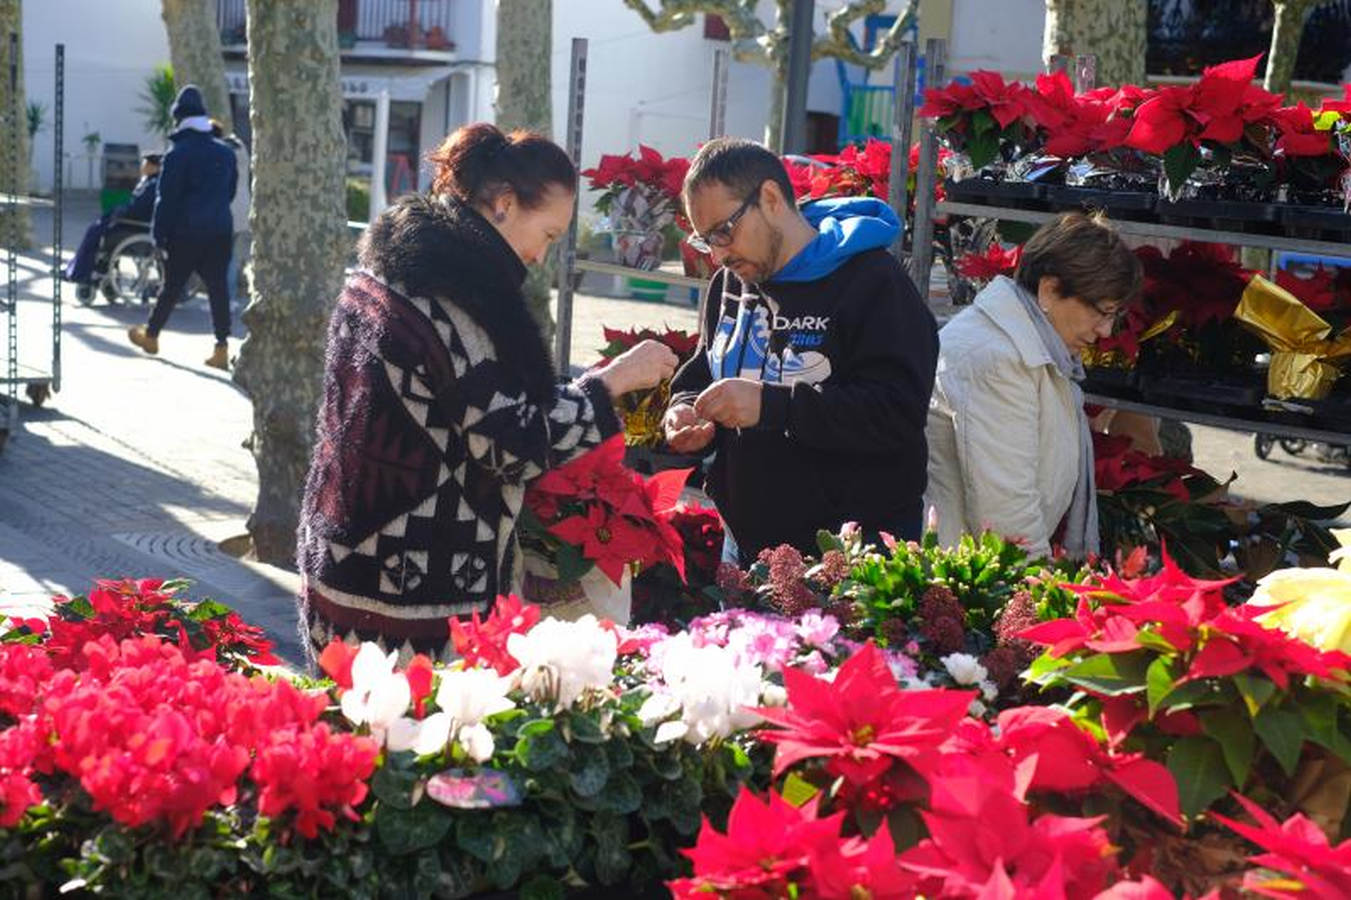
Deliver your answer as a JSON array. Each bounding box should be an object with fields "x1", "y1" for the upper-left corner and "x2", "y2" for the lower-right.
[
  {"x1": 142, "y1": 153, "x2": 162, "y2": 167},
  {"x1": 683, "y1": 137, "x2": 796, "y2": 207}
]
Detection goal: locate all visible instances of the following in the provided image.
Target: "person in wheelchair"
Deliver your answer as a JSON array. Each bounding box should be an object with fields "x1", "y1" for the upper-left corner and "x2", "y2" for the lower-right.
[{"x1": 65, "y1": 153, "x2": 162, "y2": 303}]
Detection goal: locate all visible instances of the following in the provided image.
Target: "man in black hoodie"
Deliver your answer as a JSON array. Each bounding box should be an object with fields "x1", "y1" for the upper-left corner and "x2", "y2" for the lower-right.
[
  {"x1": 664, "y1": 138, "x2": 937, "y2": 564},
  {"x1": 127, "y1": 85, "x2": 237, "y2": 370}
]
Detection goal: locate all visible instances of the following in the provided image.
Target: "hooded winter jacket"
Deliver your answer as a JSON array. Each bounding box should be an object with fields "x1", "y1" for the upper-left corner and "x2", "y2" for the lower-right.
[
  {"x1": 151, "y1": 126, "x2": 237, "y2": 246},
  {"x1": 669, "y1": 197, "x2": 938, "y2": 561}
]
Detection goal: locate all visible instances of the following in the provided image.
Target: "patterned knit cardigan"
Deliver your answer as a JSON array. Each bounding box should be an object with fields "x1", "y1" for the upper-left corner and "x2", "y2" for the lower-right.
[{"x1": 297, "y1": 194, "x2": 619, "y2": 661}]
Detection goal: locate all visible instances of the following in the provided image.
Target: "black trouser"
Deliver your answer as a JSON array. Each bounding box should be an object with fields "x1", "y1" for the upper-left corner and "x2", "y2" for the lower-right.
[{"x1": 147, "y1": 234, "x2": 232, "y2": 344}]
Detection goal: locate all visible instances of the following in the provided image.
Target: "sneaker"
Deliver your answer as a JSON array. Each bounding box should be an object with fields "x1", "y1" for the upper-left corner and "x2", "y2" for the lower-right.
[
  {"x1": 127, "y1": 325, "x2": 158, "y2": 355},
  {"x1": 205, "y1": 343, "x2": 229, "y2": 370}
]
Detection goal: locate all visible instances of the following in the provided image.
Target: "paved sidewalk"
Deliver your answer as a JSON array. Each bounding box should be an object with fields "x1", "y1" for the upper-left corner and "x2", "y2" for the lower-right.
[{"x1": 0, "y1": 194, "x2": 700, "y2": 665}]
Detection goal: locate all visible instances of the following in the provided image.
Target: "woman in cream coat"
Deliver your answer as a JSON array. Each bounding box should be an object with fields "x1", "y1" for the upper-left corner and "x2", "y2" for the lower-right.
[{"x1": 925, "y1": 212, "x2": 1143, "y2": 559}]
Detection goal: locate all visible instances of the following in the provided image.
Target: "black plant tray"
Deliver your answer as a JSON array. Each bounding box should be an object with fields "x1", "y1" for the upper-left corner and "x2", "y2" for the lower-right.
[
  {"x1": 1278, "y1": 203, "x2": 1351, "y2": 241},
  {"x1": 944, "y1": 177, "x2": 1047, "y2": 210},
  {"x1": 1082, "y1": 366, "x2": 1141, "y2": 395},
  {"x1": 1138, "y1": 372, "x2": 1266, "y2": 411},
  {"x1": 1042, "y1": 184, "x2": 1157, "y2": 219},
  {"x1": 1155, "y1": 197, "x2": 1280, "y2": 234}
]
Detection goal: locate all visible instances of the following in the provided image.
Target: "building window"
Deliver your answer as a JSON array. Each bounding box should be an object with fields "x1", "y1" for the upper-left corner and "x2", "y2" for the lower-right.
[
  {"x1": 342, "y1": 98, "x2": 422, "y2": 200},
  {"x1": 1147, "y1": 0, "x2": 1351, "y2": 85}
]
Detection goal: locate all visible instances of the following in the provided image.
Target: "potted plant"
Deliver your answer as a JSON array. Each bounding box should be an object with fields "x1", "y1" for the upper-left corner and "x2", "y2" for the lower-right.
[
  {"x1": 581, "y1": 146, "x2": 688, "y2": 272},
  {"x1": 518, "y1": 435, "x2": 689, "y2": 625}
]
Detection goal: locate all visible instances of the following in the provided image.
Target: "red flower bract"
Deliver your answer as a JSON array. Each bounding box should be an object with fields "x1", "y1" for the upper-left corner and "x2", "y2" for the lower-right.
[
  {"x1": 753, "y1": 641, "x2": 975, "y2": 785},
  {"x1": 1212, "y1": 793, "x2": 1351, "y2": 899},
  {"x1": 449, "y1": 594, "x2": 541, "y2": 675},
  {"x1": 669, "y1": 788, "x2": 845, "y2": 898}
]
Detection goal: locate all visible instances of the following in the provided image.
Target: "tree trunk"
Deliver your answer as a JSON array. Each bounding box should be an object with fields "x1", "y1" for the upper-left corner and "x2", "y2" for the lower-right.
[
  {"x1": 764, "y1": 69, "x2": 788, "y2": 153},
  {"x1": 1264, "y1": 0, "x2": 1317, "y2": 94},
  {"x1": 0, "y1": 0, "x2": 29, "y2": 250},
  {"x1": 494, "y1": 0, "x2": 555, "y2": 349},
  {"x1": 234, "y1": 0, "x2": 347, "y2": 566},
  {"x1": 161, "y1": 0, "x2": 233, "y2": 132},
  {"x1": 1042, "y1": 0, "x2": 1147, "y2": 87}
]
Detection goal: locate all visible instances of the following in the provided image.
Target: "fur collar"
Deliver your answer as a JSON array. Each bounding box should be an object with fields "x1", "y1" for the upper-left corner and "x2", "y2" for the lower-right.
[{"x1": 358, "y1": 194, "x2": 556, "y2": 405}]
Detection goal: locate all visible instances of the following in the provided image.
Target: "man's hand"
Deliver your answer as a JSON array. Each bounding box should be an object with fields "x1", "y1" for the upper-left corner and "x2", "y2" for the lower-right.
[
  {"x1": 694, "y1": 378, "x2": 763, "y2": 429},
  {"x1": 663, "y1": 403, "x2": 716, "y2": 454}
]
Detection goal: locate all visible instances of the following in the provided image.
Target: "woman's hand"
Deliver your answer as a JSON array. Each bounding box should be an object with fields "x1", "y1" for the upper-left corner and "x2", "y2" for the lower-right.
[{"x1": 598, "y1": 339, "x2": 678, "y2": 396}]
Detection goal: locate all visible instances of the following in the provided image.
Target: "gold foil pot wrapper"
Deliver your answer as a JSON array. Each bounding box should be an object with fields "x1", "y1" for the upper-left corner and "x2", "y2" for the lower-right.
[
  {"x1": 1235, "y1": 274, "x2": 1351, "y2": 400},
  {"x1": 618, "y1": 380, "x2": 671, "y2": 448},
  {"x1": 1080, "y1": 310, "x2": 1179, "y2": 369}
]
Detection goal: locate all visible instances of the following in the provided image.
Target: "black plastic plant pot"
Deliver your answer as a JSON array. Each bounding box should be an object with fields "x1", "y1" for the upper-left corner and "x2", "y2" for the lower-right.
[
  {"x1": 1043, "y1": 184, "x2": 1156, "y2": 219},
  {"x1": 1081, "y1": 366, "x2": 1141, "y2": 395},
  {"x1": 1154, "y1": 198, "x2": 1280, "y2": 234},
  {"x1": 943, "y1": 177, "x2": 1005, "y2": 204},
  {"x1": 1278, "y1": 204, "x2": 1351, "y2": 241},
  {"x1": 1139, "y1": 372, "x2": 1266, "y2": 411}
]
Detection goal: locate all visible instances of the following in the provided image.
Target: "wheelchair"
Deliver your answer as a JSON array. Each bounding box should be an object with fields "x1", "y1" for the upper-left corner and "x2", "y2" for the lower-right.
[{"x1": 73, "y1": 217, "x2": 162, "y2": 306}]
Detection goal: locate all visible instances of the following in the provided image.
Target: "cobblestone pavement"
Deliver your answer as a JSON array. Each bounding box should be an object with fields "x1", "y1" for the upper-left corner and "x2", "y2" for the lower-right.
[{"x1": 2, "y1": 195, "x2": 1349, "y2": 665}]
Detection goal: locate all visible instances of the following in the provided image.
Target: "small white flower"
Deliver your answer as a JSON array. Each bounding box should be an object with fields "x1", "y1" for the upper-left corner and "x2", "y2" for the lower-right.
[
  {"x1": 385, "y1": 716, "x2": 424, "y2": 753},
  {"x1": 653, "y1": 637, "x2": 763, "y2": 744},
  {"x1": 457, "y1": 722, "x2": 496, "y2": 762},
  {"x1": 507, "y1": 615, "x2": 618, "y2": 709},
  {"x1": 981, "y1": 680, "x2": 999, "y2": 702},
  {"x1": 435, "y1": 667, "x2": 516, "y2": 727},
  {"x1": 940, "y1": 652, "x2": 988, "y2": 687},
  {"x1": 759, "y1": 683, "x2": 788, "y2": 708},
  {"x1": 411, "y1": 712, "x2": 454, "y2": 756},
  {"x1": 637, "y1": 692, "x2": 680, "y2": 726},
  {"x1": 968, "y1": 698, "x2": 988, "y2": 718},
  {"x1": 341, "y1": 643, "x2": 411, "y2": 741},
  {"x1": 654, "y1": 721, "x2": 689, "y2": 744}
]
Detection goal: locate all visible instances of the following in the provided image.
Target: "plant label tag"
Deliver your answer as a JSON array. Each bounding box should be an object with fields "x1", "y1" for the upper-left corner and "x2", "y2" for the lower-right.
[{"x1": 426, "y1": 768, "x2": 522, "y2": 809}]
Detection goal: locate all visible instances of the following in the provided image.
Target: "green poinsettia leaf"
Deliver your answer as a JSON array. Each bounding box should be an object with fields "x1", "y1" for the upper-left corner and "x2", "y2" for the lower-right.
[
  {"x1": 1061, "y1": 650, "x2": 1152, "y2": 696},
  {"x1": 1199, "y1": 708, "x2": 1255, "y2": 787},
  {"x1": 1253, "y1": 707, "x2": 1306, "y2": 777},
  {"x1": 1166, "y1": 736, "x2": 1232, "y2": 820}
]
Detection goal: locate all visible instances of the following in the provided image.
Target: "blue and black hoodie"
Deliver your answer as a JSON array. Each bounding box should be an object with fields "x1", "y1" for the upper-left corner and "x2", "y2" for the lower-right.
[{"x1": 670, "y1": 197, "x2": 938, "y2": 562}]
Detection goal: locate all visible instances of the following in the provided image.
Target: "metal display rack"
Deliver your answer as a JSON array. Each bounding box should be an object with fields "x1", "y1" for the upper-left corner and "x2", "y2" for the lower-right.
[
  {"x1": 907, "y1": 39, "x2": 1351, "y2": 446},
  {"x1": 551, "y1": 38, "x2": 922, "y2": 373},
  {"x1": 0, "y1": 38, "x2": 64, "y2": 453}
]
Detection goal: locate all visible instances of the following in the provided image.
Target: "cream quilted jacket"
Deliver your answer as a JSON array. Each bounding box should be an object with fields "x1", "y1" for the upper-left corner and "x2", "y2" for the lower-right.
[{"x1": 924, "y1": 276, "x2": 1082, "y2": 559}]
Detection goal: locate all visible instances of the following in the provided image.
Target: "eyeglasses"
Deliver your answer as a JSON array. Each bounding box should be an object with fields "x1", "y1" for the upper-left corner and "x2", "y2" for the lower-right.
[
  {"x1": 1087, "y1": 300, "x2": 1128, "y2": 328},
  {"x1": 685, "y1": 193, "x2": 758, "y2": 254}
]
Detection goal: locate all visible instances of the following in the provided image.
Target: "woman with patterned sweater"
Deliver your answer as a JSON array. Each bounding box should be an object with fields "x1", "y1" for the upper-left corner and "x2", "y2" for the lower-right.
[{"x1": 297, "y1": 123, "x2": 676, "y2": 662}]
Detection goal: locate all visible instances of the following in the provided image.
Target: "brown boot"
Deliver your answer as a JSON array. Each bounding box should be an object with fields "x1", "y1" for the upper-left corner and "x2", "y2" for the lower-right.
[
  {"x1": 205, "y1": 342, "x2": 229, "y2": 371},
  {"x1": 127, "y1": 325, "x2": 159, "y2": 355}
]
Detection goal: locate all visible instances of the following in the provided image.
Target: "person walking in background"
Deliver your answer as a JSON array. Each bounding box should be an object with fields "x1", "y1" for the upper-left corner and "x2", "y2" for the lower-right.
[
  {"x1": 925, "y1": 212, "x2": 1143, "y2": 560},
  {"x1": 127, "y1": 85, "x2": 237, "y2": 370},
  {"x1": 663, "y1": 137, "x2": 938, "y2": 564}
]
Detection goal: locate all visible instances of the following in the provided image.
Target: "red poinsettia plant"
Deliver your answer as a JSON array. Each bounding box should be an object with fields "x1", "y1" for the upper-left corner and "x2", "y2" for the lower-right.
[
  {"x1": 1021, "y1": 552, "x2": 1351, "y2": 827},
  {"x1": 920, "y1": 70, "x2": 1036, "y2": 170},
  {"x1": 953, "y1": 242, "x2": 1021, "y2": 283},
  {"x1": 670, "y1": 641, "x2": 1183, "y2": 898},
  {"x1": 581, "y1": 144, "x2": 689, "y2": 219},
  {"x1": 520, "y1": 435, "x2": 689, "y2": 586}
]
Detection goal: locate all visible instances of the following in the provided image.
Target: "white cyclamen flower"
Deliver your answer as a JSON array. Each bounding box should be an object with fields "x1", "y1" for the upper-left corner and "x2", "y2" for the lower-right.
[
  {"x1": 657, "y1": 636, "x2": 763, "y2": 744},
  {"x1": 341, "y1": 643, "x2": 411, "y2": 741},
  {"x1": 386, "y1": 667, "x2": 516, "y2": 759},
  {"x1": 940, "y1": 652, "x2": 988, "y2": 687},
  {"x1": 507, "y1": 615, "x2": 618, "y2": 709}
]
